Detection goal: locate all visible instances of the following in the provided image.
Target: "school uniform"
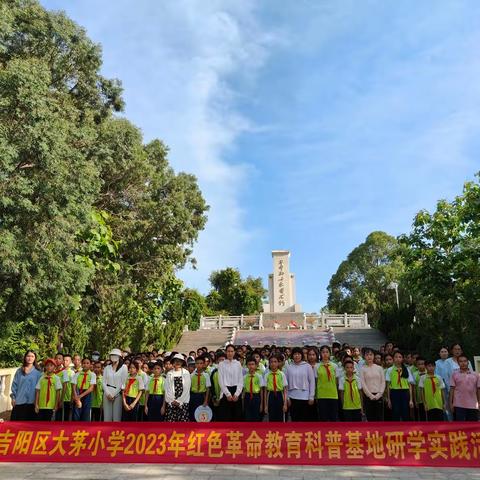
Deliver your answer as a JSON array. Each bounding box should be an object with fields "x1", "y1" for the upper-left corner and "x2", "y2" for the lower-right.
[
  {"x1": 243, "y1": 372, "x2": 264, "y2": 421},
  {"x1": 121, "y1": 374, "x2": 144, "y2": 422},
  {"x1": 414, "y1": 370, "x2": 427, "y2": 421},
  {"x1": 91, "y1": 375, "x2": 103, "y2": 421},
  {"x1": 315, "y1": 362, "x2": 340, "y2": 421},
  {"x1": 265, "y1": 370, "x2": 287, "y2": 422},
  {"x1": 189, "y1": 370, "x2": 211, "y2": 421},
  {"x1": 419, "y1": 374, "x2": 445, "y2": 422},
  {"x1": 339, "y1": 374, "x2": 362, "y2": 422},
  {"x1": 54, "y1": 367, "x2": 74, "y2": 421},
  {"x1": 137, "y1": 371, "x2": 150, "y2": 421},
  {"x1": 386, "y1": 366, "x2": 414, "y2": 421},
  {"x1": 71, "y1": 370, "x2": 97, "y2": 421},
  {"x1": 35, "y1": 374, "x2": 62, "y2": 421},
  {"x1": 146, "y1": 375, "x2": 165, "y2": 421},
  {"x1": 210, "y1": 368, "x2": 222, "y2": 420}
]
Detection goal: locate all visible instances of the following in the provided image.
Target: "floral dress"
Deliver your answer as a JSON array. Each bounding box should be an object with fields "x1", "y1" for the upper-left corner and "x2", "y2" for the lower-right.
[{"x1": 165, "y1": 376, "x2": 189, "y2": 422}]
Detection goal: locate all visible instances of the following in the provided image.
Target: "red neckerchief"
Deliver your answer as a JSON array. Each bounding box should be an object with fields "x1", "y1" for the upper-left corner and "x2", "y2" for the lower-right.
[
  {"x1": 80, "y1": 372, "x2": 89, "y2": 390},
  {"x1": 45, "y1": 375, "x2": 52, "y2": 404},
  {"x1": 124, "y1": 377, "x2": 136, "y2": 396},
  {"x1": 346, "y1": 378, "x2": 355, "y2": 402},
  {"x1": 397, "y1": 368, "x2": 403, "y2": 386},
  {"x1": 324, "y1": 363, "x2": 332, "y2": 382}
]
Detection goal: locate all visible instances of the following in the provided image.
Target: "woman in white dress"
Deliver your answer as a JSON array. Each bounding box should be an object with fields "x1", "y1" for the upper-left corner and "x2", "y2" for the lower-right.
[{"x1": 103, "y1": 348, "x2": 128, "y2": 421}]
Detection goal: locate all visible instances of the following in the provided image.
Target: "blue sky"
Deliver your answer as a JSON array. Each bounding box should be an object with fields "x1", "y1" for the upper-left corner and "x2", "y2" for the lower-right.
[{"x1": 41, "y1": 0, "x2": 480, "y2": 312}]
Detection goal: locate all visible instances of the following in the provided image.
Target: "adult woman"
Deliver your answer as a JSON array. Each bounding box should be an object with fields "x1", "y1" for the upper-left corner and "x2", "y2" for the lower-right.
[
  {"x1": 103, "y1": 348, "x2": 128, "y2": 421},
  {"x1": 315, "y1": 345, "x2": 341, "y2": 421},
  {"x1": 435, "y1": 346, "x2": 450, "y2": 391},
  {"x1": 164, "y1": 354, "x2": 191, "y2": 422},
  {"x1": 306, "y1": 347, "x2": 320, "y2": 420},
  {"x1": 359, "y1": 348, "x2": 385, "y2": 421},
  {"x1": 444, "y1": 344, "x2": 473, "y2": 388},
  {"x1": 286, "y1": 347, "x2": 316, "y2": 421},
  {"x1": 217, "y1": 344, "x2": 243, "y2": 421},
  {"x1": 10, "y1": 350, "x2": 42, "y2": 421}
]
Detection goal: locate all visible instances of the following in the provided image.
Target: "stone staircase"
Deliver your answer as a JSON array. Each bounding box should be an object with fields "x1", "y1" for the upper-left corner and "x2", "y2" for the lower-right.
[
  {"x1": 332, "y1": 327, "x2": 387, "y2": 350},
  {"x1": 174, "y1": 328, "x2": 233, "y2": 354}
]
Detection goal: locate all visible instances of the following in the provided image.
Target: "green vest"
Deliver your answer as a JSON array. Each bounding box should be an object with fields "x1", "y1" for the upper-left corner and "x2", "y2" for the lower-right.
[
  {"x1": 38, "y1": 374, "x2": 59, "y2": 410},
  {"x1": 266, "y1": 371, "x2": 284, "y2": 392},
  {"x1": 148, "y1": 376, "x2": 165, "y2": 395},
  {"x1": 62, "y1": 368, "x2": 74, "y2": 402},
  {"x1": 342, "y1": 377, "x2": 361, "y2": 410},
  {"x1": 414, "y1": 371, "x2": 427, "y2": 403},
  {"x1": 244, "y1": 373, "x2": 262, "y2": 394},
  {"x1": 388, "y1": 367, "x2": 410, "y2": 390},
  {"x1": 191, "y1": 371, "x2": 208, "y2": 393},
  {"x1": 124, "y1": 375, "x2": 142, "y2": 399},
  {"x1": 316, "y1": 362, "x2": 338, "y2": 399},
  {"x1": 76, "y1": 371, "x2": 93, "y2": 390},
  {"x1": 211, "y1": 369, "x2": 221, "y2": 399},
  {"x1": 91, "y1": 376, "x2": 103, "y2": 408},
  {"x1": 423, "y1": 375, "x2": 444, "y2": 410},
  {"x1": 139, "y1": 372, "x2": 149, "y2": 406}
]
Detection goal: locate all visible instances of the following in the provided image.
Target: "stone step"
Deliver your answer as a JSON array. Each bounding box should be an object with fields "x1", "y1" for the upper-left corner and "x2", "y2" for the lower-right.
[
  {"x1": 174, "y1": 329, "x2": 232, "y2": 354},
  {"x1": 332, "y1": 327, "x2": 387, "y2": 350}
]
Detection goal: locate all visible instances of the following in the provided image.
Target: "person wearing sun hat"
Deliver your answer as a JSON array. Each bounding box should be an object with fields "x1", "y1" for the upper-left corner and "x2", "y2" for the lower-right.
[
  {"x1": 164, "y1": 353, "x2": 191, "y2": 422},
  {"x1": 103, "y1": 348, "x2": 128, "y2": 421}
]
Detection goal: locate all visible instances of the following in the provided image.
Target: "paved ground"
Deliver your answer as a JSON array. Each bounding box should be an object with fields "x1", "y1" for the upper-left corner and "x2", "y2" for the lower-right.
[{"x1": 0, "y1": 463, "x2": 479, "y2": 480}]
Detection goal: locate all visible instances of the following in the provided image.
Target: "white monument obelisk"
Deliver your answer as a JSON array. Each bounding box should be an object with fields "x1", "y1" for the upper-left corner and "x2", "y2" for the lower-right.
[{"x1": 265, "y1": 250, "x2": 301, "y2": 313}]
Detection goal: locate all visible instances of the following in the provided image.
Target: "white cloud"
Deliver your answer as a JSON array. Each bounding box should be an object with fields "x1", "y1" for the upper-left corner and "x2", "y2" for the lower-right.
[{"x1": 62, "y1": 0, "x2": 276, "y2": 291}]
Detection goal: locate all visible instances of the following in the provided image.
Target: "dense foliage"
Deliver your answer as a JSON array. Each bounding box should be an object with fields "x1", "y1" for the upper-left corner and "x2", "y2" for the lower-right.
[
  {"x1": 327, "y1": 175, "x2": 480, "y2": 357},
  {"x1": 0, "y1": 0, "x2": 209, "y2": 365}
]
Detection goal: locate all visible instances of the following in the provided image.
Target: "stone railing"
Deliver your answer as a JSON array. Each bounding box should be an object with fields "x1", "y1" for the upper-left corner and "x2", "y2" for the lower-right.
[
  {"x1": 200, "y1": 313, "x2": 369, "y2": 330},
  {"x1": 0, "y1": 367, "x2": 17, "y2": 416}
]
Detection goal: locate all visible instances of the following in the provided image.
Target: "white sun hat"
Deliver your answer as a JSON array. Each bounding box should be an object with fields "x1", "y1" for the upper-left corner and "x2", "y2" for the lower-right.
[{"x1": 109, "y1": 348, "x2": 123, "y2": 356}]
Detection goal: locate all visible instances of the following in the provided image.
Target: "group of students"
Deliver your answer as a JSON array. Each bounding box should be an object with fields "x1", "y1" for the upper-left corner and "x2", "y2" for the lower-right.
[{"x1": 9, "y1": 340, "x2": 480, "y2": 423}]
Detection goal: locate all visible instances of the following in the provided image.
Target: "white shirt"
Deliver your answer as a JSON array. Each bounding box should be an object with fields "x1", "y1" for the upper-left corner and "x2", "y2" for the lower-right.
[
  {"x1": 103, "y1": 364, "x2": 128, "y2": 398},
  {"x1": 218, "y1": 359, "x2": 243, "y2": 398},
  {"x1": 164, "y1": 368, "x2": 191, "y2": 405}
]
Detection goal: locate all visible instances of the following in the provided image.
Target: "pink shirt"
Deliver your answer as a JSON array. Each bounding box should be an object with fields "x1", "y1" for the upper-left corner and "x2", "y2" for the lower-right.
[{"x1": 450, "y1": 370, "x2": 480, "y2": 409}]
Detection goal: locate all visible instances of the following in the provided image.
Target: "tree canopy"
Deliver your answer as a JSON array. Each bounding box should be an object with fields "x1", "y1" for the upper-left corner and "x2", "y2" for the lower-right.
[
  {"x1": 0, "y1": 0, "x2": 209, "y2": 364},
  {"x1": 326, "y1": 175, "x2": 480, "y2": 357}
]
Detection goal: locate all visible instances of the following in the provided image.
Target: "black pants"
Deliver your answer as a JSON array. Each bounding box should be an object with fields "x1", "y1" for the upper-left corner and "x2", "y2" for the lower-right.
[
  {"x1": 343, "y1": 409, "x2": 362, "y2": 422},
  {"x1": 364, "y1": 395, "x2": 384, "y2": 421},
  {"x1": 122, "y1": 396, "x2": 138, "y2": 422},
  {"x1": 218, "y1": 386, "x2": 242, "y2": 421},
  {"x1": 37, "y1": 409, "x2": 54, "y2": 421},
  {"x1": 146, "y1": 394, "x2": 164, "y2": 421},
  {"x1": 244, "y1": 393, "x2": 262, "y2": 421},
  {"x1": 91, "y1": 407, "x2": 103, "y2": 422},
  {"x1": 426, "y1": 408, "x2": 444, "y2": 422},
  {"x1": 317, "y1": 398, "x2": 339, "y2": 421},
  {"x1": 55, "y1": 401, "x2": 72, "y2": 421},
  {"x1": 454, "y1": 407, "x2": 479, "y2": 421},
  {"x1": 390, "y1": 389, "x2": 410, "y2": 421},
  {"x1": 11, "y1": 403, "x2": 37, "y2": 421},
  {"x1": 267, "y1": 391, "x2": 284, "y2": 422},
  {"x1": 416, "y1": 403, "x2": 426, "y2": 421},
  {"x1": 289, "y1": 398, "x2": 310, "y2": 422}
]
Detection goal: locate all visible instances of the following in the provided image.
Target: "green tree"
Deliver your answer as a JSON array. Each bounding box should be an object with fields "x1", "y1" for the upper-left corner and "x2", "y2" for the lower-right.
[
  {"x1": 397, "y1": 175, "x2": 480, "y2": 356},
  {"x1": 0, "y1": 0, "x2": 208, "y2": 365},
  {"x1": 326, "y1": 231, "x2": 405, "y2": 326},
  {"x1": 206, "y1": 267, "x2": 266, "y2": 315}
]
